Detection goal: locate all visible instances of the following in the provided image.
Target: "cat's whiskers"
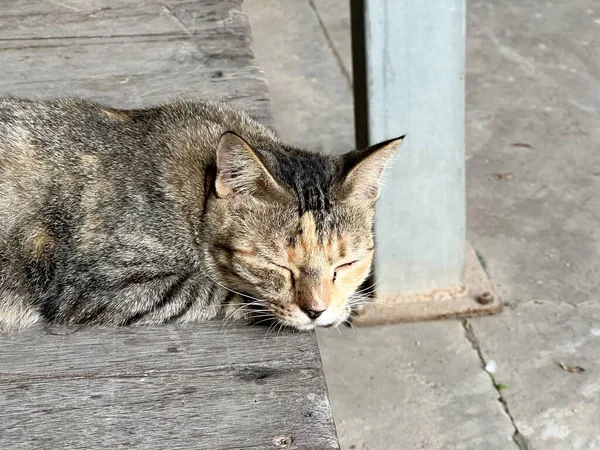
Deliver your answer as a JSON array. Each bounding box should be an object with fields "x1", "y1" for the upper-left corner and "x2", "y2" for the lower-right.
[
  {"x1": 347, "y1": 318, "x2": 363, "y2": 334},
  {"x1": 349, "y1": 294, "x2": 377, "y2": 304},
  {"x1": 222, "y1": 307, "x2": 274, "y2": 329},
  {"x1": 225, "y1": 302, "x2": 264, "y2": 317},
  {"x1": 348, "y1": 297, "x2": 395, "y2": 308},
  {"x1": 264, "y1": 321, "x2": 279, "y2": 340},
  {"x1": 226, "y1": 301, "x2": 264, "y2": 307},
  {"x1": 204, "y1": 273, "x2": 268, "y2": 305},
  {"x1": 220, "y1": 307, "x2": 271, "y2": 334},
  {"x1": 203, "y1": 274, "x2": 277, "y2": 331},
  {"x1": 336, "y1": 305, "x2": 360, "y2": 334},
  {"x1": 276, "y1": 322, "x2": 285, "y2": 338},
  {"x1": 221, "y1": 303, "x2": 271, "y2": 332},
  {"x1": 263, "y1": 312, "x2": 292, "y2": 339},
  {"x1": 220, "y1": 309, "x2": 274, "y2": 335},
  {"x1": 251, "y1": 317, "x2": 277, "y2": 328},
  {"x1": 355, "y1": 277, "x2": 383, "y2": 294},
  {"x1": 225, "y1": 301, "x2": 265, "y2": 316}
]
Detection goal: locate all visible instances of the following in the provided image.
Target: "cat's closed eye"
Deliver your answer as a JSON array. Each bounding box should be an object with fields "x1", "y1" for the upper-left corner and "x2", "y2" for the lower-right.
[
  {"x1": 271, "y1": 262, "x2": 295, "y2": 284},
  {"x1": 332, "y1": 260, "x2": 359, "y2": 282}
]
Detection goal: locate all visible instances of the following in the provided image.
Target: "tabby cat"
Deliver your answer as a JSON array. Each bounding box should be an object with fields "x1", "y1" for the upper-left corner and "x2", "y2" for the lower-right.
[{"x1": 0, "y1": 97, "x2": 403, "y2": 331}]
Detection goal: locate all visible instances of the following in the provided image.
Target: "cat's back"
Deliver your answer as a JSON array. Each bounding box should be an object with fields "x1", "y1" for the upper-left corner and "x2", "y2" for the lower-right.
[
  {"x1": 0, "y1": 98, "x2": 136, "y2": 228},
  {"x1": 0, "y1": 97, "x2": 278, "y2": 235},
  {"x1": 0, "y1": 97, "x2": 64, "y2": 169},
  {"x1": 0, "y1": 98, "x2": 67, "y2": 233},
  {"x1": 0, "y1": 96, "x2": 147, "y2": 161},
  {"x1": 0, "y1": 96, "x2": 276, "y2": 162},
  {"x1": 0, "y1": 96, "x2": 277, "y2": 248},
  {"x1": 0, "y1": 97, "x2": 138, "y2": 180}
]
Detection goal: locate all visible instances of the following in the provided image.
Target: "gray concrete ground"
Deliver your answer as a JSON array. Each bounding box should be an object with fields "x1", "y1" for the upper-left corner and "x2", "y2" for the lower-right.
[{"x1": 244, "y1": 1, "x2": 600, "y2": 449}]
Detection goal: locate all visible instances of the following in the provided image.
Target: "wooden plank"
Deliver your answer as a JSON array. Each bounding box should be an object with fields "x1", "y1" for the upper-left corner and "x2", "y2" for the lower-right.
[
  {"x1": 0, "y1": 36, "x2": 270, "y2": 121},
  {"x1": 0, "y1": 324, "x2": 323, "y2": 378},
  {"x1": 0, "y1": 3, "x2": 182, "y2": 39},
  {"x1": 0, "y1": 324, "x2": 338, "y2": 449},
  {"x1": 0, "y1": 0, "x2": 238, "y2": 32},
  {"x1": 352, "y1": 0, "x2": 467, "y2": 297},
  {"x1": 0, "y1": 1, "x2": 339, "y2": 448},
  {"x1": 0, "y1": 1, "x2": 250, "y2": 40},
  {"x1": 0, "y1": 1, "x2": 271, "y2": 122}
]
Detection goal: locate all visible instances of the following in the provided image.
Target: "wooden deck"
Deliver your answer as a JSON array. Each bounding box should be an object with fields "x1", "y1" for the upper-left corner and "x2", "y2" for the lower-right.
[{"x1": 0, "y1": 1, "x2": 339, "y2": 448}]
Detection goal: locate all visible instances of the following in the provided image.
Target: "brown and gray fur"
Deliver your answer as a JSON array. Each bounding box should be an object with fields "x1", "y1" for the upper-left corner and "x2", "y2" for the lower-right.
[{"x1": 0, "y1": 96, "x2": 403, "y2": 331}]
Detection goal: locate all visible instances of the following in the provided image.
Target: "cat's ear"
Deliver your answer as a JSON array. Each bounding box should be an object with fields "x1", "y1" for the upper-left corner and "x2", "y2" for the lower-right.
[
  {"x1": 337, "y1": 135, "x2": 405, "y2": 205},
  {"x1": 215, "y1": 132, "x2": 288, "y2": 200}
]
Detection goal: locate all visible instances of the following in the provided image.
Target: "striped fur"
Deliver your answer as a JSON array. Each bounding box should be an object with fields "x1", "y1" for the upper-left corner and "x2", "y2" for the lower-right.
[{"x1": 0, "y1": 96, "x2": 402, "y2": 331}]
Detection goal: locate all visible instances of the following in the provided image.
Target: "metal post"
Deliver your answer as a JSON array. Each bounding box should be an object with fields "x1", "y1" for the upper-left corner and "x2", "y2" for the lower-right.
[{"x1": 352, "y1": 0, "x2": 466, "y2": 301}]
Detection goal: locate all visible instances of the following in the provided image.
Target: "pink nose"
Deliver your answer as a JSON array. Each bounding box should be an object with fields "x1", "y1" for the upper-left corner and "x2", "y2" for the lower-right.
[{"x1": 300, "y1": 307, "x2": 325, "y2": 320}]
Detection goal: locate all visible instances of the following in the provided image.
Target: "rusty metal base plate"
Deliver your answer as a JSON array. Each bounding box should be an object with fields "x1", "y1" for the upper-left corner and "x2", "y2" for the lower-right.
[{"x1": 351, "y1": 243, "x2": 502, "y2": 327}]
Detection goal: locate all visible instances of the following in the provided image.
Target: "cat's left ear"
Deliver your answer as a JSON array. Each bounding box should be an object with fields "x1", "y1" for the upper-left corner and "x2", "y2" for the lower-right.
[
  {"x1": 215, "y1": 132, "x2": 289, "y2": 200},
  {"x1": 337, "y1": 135, "x2": 405, "y2": 205}
]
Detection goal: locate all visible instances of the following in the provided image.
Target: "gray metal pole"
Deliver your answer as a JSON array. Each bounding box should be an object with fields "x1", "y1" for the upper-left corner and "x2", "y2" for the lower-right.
[{"x1": 352, "y1": 0, "x2": 466, "y2": 299}]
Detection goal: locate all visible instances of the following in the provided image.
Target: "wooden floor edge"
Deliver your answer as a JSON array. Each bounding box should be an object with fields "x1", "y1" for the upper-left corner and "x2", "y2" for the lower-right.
[{"x1": 352, "y1": 243, "x2": 502, "y2": 327}]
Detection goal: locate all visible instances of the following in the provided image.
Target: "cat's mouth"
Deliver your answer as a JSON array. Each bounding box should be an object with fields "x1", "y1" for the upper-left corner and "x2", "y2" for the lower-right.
[
  {"x1": 246, "y1": 305, "x2": 349, "y2": 331},
  {"x1": 272, "y1": 305, "x2": 350, "y2": 331},
  {"x1": 229, "y1": 290, "x2": 351, "y2": 331}
]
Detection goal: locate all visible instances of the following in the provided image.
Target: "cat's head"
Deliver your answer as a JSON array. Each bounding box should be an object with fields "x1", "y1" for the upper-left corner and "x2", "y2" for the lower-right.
[{"x1": 203, "y1": 132, "x2": 403, "y2": 330}]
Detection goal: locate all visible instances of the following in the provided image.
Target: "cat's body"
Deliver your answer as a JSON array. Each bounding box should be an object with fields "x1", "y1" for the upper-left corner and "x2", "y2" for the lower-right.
[{"x1": 0, "y1": 97, "x2": 402, "y2": 331}]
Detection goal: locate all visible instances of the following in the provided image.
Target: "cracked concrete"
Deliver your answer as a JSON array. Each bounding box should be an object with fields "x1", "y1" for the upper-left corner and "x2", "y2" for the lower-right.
[
  {"x1": 471, "y1": 303, "x2": 600, "y2": 450},
  {"x1": 244, "y1": 0, "x2": 600, "y2": 448},
  {"x1": 463, "y1": 319, "x2": 531, "y2": 450},
  {"x1": 318, "y1": 322, "x2": 518, "y2": 450}
]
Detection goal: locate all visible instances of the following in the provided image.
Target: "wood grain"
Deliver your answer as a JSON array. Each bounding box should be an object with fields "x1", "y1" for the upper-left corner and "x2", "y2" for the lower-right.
[
  {"x1": 0, "y1": 0, "x2": 273, "y2": 124},
  {"x1": 0, "y1": 324, "x2": 339, "y2": 449},
  {"x1": 0, "y1": 1, "x2": 339, "y2": 448}
]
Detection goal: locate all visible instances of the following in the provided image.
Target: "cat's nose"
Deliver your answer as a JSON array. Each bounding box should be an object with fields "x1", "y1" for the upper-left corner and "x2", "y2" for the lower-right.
[{"x1": 301, "y1": 307, "x2": 325, "y2": 320}]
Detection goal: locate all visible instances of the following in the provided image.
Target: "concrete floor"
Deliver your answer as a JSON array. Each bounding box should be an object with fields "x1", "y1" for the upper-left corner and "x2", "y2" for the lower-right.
[{"x1": 244, "y1": 1, "x2": 600, "y2": 449}]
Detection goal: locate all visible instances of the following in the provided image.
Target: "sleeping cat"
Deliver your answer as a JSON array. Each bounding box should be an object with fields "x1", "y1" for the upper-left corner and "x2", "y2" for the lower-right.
[{"x1": 0, "y1": 97, "x2": 403, "y2": 331}]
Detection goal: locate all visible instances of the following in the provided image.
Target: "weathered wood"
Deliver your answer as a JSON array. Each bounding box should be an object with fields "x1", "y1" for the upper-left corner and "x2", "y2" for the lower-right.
[
  {"x1": 0, "y1": 1, "x2": 339, "y2": 448},
  {"x1": 0, "y1": 0, "x2": 272, "y2": 123},
  {"x1": 0, "y1": 324, "x2": 338, "y2": 449}
]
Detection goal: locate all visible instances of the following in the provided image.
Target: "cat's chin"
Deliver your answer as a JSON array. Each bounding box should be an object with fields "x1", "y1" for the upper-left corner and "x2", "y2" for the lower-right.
[
  {"x1": 294, "y1": 323, "x2": 317, "y2": 331},
  {"x1": 287, "y1": 313, "x2": 350, "y2": 331},
  {"x1": 265, "y1": 304, "x2": 351, "y2": 331},
  {"x1": 291, "y1": 320, "x2": 344, "y2": 331}
]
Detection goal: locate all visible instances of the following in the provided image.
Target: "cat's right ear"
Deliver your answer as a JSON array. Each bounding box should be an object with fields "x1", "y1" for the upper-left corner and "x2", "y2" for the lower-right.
[
  {"x1": 215, "y1": 132, "x2": 289, "y2": 200},
  {"x1": 336, "y1": 135, "x2": 405, "y2": 206}
]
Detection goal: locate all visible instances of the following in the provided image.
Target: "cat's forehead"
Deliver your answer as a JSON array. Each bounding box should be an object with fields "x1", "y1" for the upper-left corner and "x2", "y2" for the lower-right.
[
  {"x1": 259, "y1": 146, "x2": 339, "y2": 214},
  {"x1": 286, "y1": 210, "x2": 349, "y2": 265},
  {"x1": 297, "y1": 208, "x2": 338, "y2": 240},
  {"x1": 270, "y1": 201, "x2": 367, "y2": 242}
]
